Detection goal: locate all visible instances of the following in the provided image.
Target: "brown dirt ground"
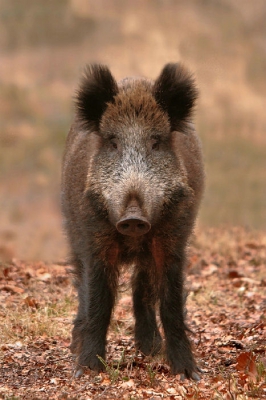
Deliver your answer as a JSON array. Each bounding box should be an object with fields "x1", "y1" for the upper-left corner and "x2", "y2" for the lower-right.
[{"x1": 0, "y1": 229, "x2": 265, "y2": 399}]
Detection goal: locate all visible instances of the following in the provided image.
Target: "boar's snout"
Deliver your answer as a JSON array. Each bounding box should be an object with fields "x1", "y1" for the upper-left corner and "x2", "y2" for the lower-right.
[
  {"x1": 116, "y1": 216, "x2": 151, "y2": 237},
  {"x1": 116, "y1": 199, "x2": 151, "y2": 237}
]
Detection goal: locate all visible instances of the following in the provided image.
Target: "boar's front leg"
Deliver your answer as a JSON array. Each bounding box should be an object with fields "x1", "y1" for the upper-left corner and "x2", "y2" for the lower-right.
[
  {"x1": 133, "y1": 268, "x2": 162, "y2": 356},
  {"x1": 160, "y1": 252, "x2": 200, "y2": 380},
  {"x1": 71, "y1": 255, "x2": 117, "y2": 373}
]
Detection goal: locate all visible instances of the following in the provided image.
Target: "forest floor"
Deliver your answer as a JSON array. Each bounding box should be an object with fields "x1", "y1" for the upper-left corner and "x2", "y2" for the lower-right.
[{"x1": 0, "y1": 228, "x2": 265, "y2": 399}]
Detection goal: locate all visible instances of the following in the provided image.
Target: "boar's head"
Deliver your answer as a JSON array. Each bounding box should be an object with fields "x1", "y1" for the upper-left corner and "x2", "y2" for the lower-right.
[{"x1": 76, "y1": 64, "x2": 198, "y2": 237}]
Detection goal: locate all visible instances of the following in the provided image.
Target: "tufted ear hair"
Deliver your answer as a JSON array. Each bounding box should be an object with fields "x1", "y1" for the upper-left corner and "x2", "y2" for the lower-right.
[
  {"x1": 153, "y1": 63, "x2": 198, "y2": 131},
  {"x1": 75, "y1": 64, "x2": 119, "y2": 130}
]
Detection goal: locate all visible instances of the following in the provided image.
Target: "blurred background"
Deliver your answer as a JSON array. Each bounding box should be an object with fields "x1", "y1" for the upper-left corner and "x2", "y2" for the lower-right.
[{"x1": 0, "y1": 0, "x2": 265, "y2": 261}]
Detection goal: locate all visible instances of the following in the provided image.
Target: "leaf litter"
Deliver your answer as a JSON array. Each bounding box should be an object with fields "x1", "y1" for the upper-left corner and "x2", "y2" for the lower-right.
[{"x1": 0, "y1": 228, "x2": 265, "y2": 399}]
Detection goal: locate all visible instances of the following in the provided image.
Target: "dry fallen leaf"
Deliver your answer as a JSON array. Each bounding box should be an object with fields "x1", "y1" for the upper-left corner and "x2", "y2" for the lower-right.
[
  {"x1": 1, "y1": 228, "x2": 265, "y2": 399},
  {"x1": 0, "y1": 284, "x2": 24, "y2": 294},
  {"x1": 23, "y1": 295, "x2": 39, "y2": 308},
  {"x1": 236, "y1": 351, "x2": 257, "y2": 377}
]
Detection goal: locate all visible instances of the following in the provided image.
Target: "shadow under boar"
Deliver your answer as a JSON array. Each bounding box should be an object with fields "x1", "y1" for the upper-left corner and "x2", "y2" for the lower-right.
[{"x1": 61, "y1": 63, "x2": 204, "y2": 380}]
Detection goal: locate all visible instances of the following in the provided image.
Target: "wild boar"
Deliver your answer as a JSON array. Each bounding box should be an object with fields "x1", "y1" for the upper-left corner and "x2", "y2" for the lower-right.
[{"x1": 61, "y1": 63, "x2": 204, "y2": 380}]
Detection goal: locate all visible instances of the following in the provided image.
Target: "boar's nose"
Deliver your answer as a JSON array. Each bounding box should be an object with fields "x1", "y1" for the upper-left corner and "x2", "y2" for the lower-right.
[
  {"x1": 116, "y1": 216, "x2": 151, "y2": 237},
  {"x1": 116, "y1": 199, "x2": 151, "y2": 236}
]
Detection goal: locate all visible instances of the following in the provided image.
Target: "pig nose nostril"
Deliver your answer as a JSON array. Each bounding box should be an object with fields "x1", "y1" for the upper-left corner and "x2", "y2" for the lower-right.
[
  {"x1": 116, "y1": 217, "x2": 151, "y2": 237},
  {"x1": 137, "y1": 223, "x2": 146, "y2": 230},
  {"x1": 120, "y1": 223, "x2": 130, "y2": 230}
]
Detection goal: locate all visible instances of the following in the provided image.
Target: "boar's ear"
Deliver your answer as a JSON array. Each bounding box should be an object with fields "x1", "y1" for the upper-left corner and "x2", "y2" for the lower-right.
[
  {"x1": 153, "y1": 63, "x2": 198, "y2": 131},
  {"x1": 76, "y1": 64, "x2": 118, "y2": 130}
]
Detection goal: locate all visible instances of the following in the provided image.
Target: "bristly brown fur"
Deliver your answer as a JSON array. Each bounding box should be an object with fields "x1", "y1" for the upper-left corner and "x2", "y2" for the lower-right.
[
  {"x1": 61, "y1": 63, "x2": 204, "y2": 380},
  {"x1": 100, "y1": 80, "x2": 171, "y2": 137}
]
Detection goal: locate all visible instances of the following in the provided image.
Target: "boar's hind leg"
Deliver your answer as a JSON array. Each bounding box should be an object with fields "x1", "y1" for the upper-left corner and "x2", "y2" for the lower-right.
[
  {"x1": 160, "y1": 254, "x2": 199, "y2": 380},
  {"x1": 133, "y1": 269, "x2": 162, "y2": 356},
  {"x1": 71, "y1": 257, "x2": 117, "y2": 372}
]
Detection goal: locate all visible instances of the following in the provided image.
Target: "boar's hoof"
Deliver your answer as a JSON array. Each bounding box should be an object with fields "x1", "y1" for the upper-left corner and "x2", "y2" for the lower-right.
[
  {"x1": 77, "y1": 353, "x2": 105, "y2": 373},
  {"x1": 168, "y1": 351, "x2": 201, "y2": 380},
  {"x1": 172, "y1": 362, "x2": 201, "y2": 381},
  {"x1": 180, "y1": 371, "x2": 201, "y2": 381},
  {"x1": 116, "y1": 216, "x2": 151, "y2": 237},
  {"x1": 74, "y1": 367, "x2": 84, "y2": 378}
]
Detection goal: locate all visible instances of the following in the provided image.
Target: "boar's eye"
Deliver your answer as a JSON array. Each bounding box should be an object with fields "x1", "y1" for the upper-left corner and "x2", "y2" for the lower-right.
[
  {"x1": 151, "y1": 138, "x2": 160, "y2": 151},
  {"x1": 109, "y1": 137, "x2": 118, "y2": 150}
]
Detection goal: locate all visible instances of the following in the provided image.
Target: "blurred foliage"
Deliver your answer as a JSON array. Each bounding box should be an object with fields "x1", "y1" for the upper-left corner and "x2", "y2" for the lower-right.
[
  {"x1": 0, "y1": 0, "x2": 265, "y2": 259},
  {"x1": 0, "y1": 0, "x2": 95, "y2": 50},
  {"x1": 201, "y1": 132, "x2": 266, "y2": 228}
]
